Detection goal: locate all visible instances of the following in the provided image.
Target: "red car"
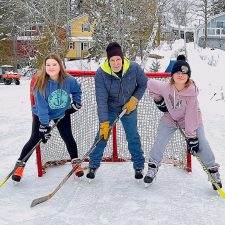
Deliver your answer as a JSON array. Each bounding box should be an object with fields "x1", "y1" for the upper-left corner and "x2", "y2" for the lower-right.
[{"x1": 0, "y1": 65, "x2": 22, "y2": 85}]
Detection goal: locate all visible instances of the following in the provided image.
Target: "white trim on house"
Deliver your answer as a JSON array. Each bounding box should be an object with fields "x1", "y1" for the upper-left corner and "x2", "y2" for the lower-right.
[
  {"x1": 69, "y1": 36, "x2": 93, "y2": 41},
  {"x1": 17, "y1": 36, "x2": 40, "y2": 41},
  {"x1": 197, "y1": 28, "x2": 225, "y2": 37}
]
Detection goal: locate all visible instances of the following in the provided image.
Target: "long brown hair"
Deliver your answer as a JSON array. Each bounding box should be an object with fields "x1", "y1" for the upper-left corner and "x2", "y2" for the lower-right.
[{"x1": 34, "y1": 54, "x2": 69, "y2": 95}]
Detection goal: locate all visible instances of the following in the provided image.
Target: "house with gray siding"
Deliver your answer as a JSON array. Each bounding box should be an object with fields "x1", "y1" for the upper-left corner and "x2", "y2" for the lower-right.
[{"x1": 195, "y1": 12, "x2": 225, "y2": 50}]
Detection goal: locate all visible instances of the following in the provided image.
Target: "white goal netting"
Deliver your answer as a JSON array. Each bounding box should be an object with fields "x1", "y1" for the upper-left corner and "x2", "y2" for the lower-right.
[{"x1": 34, "y1": 72, "x2": 191, "y2": 176}]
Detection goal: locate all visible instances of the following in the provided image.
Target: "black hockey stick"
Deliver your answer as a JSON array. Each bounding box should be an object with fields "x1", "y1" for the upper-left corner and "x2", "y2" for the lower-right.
[
  {"x1": 177, "y1": 124, "x2": 225, "y2": 199},
  {"x1": 30, "y1": 109, "x2": 127, "y2": 207},
  {"x1": 0, "y1": 117, "x2": 63, "y2": 188}
]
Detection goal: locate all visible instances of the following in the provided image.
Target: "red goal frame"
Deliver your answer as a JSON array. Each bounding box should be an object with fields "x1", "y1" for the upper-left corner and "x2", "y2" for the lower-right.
[{"x1": 30, "y1": 70, "x2": 192, "y2": 177}]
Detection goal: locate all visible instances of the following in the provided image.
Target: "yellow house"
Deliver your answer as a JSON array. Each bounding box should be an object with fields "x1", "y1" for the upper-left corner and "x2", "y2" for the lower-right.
[{"x1": 66, "y1": 14, "x2": 93, "y2": 60}]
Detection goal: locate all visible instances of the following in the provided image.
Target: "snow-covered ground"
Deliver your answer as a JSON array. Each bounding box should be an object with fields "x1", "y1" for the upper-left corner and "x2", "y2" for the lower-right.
[{"x1": 1, "y1": 40, "x2": 225, "y2": 225}]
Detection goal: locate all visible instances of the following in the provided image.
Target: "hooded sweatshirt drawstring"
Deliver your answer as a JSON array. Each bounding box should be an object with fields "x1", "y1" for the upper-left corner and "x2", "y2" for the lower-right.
[{"x1": 173, "y1": 89, "x2": 176, "y2": 109}]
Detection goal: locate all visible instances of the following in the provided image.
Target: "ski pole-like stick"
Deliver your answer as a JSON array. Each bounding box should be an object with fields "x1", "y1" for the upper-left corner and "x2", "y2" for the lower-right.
[
  {"x1": 0, "y1": 117, "x2": 63, "y2": 188},
  {"x1": 177, "y1": 124, "x2": 225, "y2": 199},
  {"x1": 210, "y1": 93, "x2": 216, "y2": 100},
  {"x1": 30, "y1": 109, "x2": 127, "y2": 207}
]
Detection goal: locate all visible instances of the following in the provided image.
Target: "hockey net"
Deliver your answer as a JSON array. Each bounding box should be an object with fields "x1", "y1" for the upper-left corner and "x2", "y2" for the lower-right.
[{"x1": 30, "y1": 71, "x2": 191, "y2": 177}]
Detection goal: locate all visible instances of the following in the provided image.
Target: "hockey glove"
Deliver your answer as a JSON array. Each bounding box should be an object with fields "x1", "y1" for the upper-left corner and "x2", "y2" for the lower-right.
[
  {"x1": 66, "y1": 101, "x2": 82, "y2": 115},
  {"x1": 99, "y1": 121, "x2": 110, "y2": 141},
  {"x1": 154, "y1": 98, "x2": 168, "y2": 113},
  {"x1": 122, "y1": 96, "x2": 138, "y2": 114},
  {"x1": 187, "y1": 137, "x2": 199, "y2": 155},
  {"x1": 39, "y1": 125, "x2": 51, "y2": 144}
]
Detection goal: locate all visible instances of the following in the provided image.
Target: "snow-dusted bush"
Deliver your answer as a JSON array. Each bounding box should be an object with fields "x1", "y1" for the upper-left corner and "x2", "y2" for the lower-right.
[
  {"x1": 199, "y1": 54, "x2": 207, "y2": 60},
  {"x1": 207, "y1": 55, "x2": 219, "y2": 66},
  {"x1": 149, "y1": 58, "x2": 161, "y2": 72},
  {"x1": 198, "y1": 47, "x2": 219, "y2": 66}
]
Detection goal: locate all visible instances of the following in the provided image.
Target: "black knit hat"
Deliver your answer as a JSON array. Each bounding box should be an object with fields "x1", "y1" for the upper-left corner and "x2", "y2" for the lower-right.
[
  {"x1": 176, "y1": 54, "x2": 186, "y2": 61},
  {"x1": 171, "y1": 60, "x2": 191, "y2": 77},
  {"x1": 106, "y1": 42, "x2": 124, "y2": 62}
]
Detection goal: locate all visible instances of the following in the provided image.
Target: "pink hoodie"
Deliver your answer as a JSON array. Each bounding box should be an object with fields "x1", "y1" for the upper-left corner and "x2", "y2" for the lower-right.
[{"x1": 147, "y1": 79, "x2": 203, "y2": 138}]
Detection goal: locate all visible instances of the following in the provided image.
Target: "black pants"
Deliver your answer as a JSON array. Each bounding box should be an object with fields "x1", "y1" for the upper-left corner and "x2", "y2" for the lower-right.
[{"x1": 18, "y1": 114, "x2": 78, "y2": 162}]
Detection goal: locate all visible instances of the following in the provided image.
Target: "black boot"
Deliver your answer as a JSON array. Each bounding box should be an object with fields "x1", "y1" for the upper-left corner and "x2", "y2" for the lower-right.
[
  {"x1": 86, "y1": 168, "x2": 98, "y2": 179},
  {"x1": 134, "y1": 169, "x2": 143, "y2": 179}
]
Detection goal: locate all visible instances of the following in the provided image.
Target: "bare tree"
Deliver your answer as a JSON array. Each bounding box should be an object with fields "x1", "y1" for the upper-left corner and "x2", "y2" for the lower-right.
[
  {"x1": 0, "y1": 0, "x2": 28, "y2": 66},
  {"x1": 195, "y1": 0, "x2": 214, "y2": 48},
  {"x1": 141, "y1": 0, "x2": 173, "y2": 69},
  {"x1": 212, "y1": 0, "x2": 225, "y2": 15},
  {"x1": 81, "y1": 0, "x2": 156, "y2": 60},
  {"x1": 170, "y1": 0, "x2": 196, "y2": 58},
  {"x1": 0, "y1": 0, "x2": 80, "y2": 67}
]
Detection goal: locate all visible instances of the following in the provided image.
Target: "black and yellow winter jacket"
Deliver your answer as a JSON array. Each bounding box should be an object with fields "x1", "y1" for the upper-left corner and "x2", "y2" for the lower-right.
[{"x1": 95, "y1": 57, "x2": 147, "y2": 122}]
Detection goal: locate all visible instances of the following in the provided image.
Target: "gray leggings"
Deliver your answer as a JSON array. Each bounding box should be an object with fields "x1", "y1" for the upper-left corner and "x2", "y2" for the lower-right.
[{"x1": 149, "y1": 120, "x2": 218, "y2": 169}]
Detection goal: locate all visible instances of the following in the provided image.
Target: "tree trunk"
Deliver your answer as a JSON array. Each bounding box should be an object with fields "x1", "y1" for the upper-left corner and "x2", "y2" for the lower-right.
[
  {"x1": 140, "y1": 20, "x2": 158, "y2": 69},
  {"x1": 203, "y1": 0, "x2": 208, "y2": 49}
]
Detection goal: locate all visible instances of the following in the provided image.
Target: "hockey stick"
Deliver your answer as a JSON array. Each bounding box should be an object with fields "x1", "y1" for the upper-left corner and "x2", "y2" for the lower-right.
[
  {"x1": 210, "y1": 93, "x2": 216, "y2": 100},
  {"x1": 30, "y1": 109, "x2": 127, "y2": 207},
  {"x1": 0, "y1": 117, "x2": 63, "y2": 188},
  {"x1": 177, "y1": 125, "x2": 225, "y2": 199}
]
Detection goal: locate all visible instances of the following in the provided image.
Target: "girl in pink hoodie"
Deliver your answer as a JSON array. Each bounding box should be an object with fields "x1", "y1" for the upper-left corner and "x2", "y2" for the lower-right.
[{"x1": 144, "y1": 60, "x2": 222, "y2": 191}]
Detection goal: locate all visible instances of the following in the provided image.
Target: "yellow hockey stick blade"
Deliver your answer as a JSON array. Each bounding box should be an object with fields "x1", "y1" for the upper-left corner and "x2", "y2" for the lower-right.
[
  {"x1": 217, "y1": 188, "x2": 225, "y2": 199},
  {"x1": 0, "y1": 177, "x2": 10, "y2": 187}
]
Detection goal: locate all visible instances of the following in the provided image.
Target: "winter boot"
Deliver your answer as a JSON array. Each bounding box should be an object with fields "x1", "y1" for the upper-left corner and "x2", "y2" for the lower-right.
[
  {"x1": 86, "y1": 167, "x2": 98, "y2": 179},
  {"x1": 72, "y1": 158, "x2": 84, "y2": 177},
  {"x1": 12, "y1": 160, "x2": 26, "y2": 182},
  {"x1": 135, "y1": 169, "x2": 143, "y2": 179},
  {"x1": 144, "y1": 162, "x2": 158, "y2": 184},
  {"x1": 208, "y1": 166, "x2": 222, "y2": 190}
]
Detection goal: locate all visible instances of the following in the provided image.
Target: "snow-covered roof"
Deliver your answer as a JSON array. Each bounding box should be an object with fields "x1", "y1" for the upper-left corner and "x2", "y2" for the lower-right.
[
  {"x1": 163, "y1": 24, "x2": 195, "y2": 32},
  {"x1": 1, "y1": 65, "x2": 13, "y2": 67},
  {"x1": 195, "y1": 12, "x2": 225, "y2": 31},
  {"x1": 67, "y1": 13, "x2": 89, "y2": 24},
  {"x1": 209, "y1": 12, "x2": 225, "y2": 21}
]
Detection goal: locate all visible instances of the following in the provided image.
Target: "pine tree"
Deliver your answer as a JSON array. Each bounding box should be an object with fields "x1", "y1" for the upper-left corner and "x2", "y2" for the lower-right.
[{"x1": 149, "y1": 58, "x2": 161, "y2": 72}]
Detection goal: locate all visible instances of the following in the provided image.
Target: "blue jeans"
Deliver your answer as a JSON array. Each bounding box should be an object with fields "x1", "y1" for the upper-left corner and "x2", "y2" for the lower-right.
[{"x1": 89, "y1": 110, "x2": 145, "y2": 169}]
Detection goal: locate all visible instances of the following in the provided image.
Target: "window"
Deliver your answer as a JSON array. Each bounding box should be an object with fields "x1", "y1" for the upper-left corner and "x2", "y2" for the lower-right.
[
  {"x1": 82, "y1": 23, "x2": 90, "y2": 32},
  {"x1": 207, "y1": 29, "x2": 215, "y2": 35},
  {"x1": 25, "y1": 31, "x2": 32, "y2": 36},
  {"x1": 81, "y1": 42, "x2": 89, "y2": 50},
  {"x1": 69, "y1": 42, "x2": 74, "y2": 50},
  {"x1": 216, "y1": 28, "x2": 221, "y2": 35},
  {"x1": 22, "y1": 26, "x2": 39, "y2": 37},
  {"x1": 67, "y1": 25, "x2": 71, "y2": 36},
  {"x1": 217, "y1": 21, "x2": 225, "y2": 29}
]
